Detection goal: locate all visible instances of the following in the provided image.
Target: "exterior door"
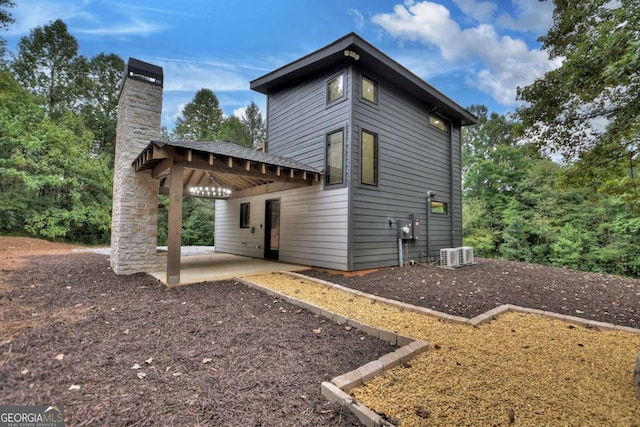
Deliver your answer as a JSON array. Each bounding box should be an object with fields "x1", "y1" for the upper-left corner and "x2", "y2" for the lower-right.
[{"x1": 264, "y1": 199, "x2": 280, "y2": 260}]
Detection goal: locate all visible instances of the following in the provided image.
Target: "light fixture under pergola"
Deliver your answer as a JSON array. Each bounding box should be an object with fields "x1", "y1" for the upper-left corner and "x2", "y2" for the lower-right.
[{"x1": 189, "y1": 186, "x2": 231, "y2": 199}]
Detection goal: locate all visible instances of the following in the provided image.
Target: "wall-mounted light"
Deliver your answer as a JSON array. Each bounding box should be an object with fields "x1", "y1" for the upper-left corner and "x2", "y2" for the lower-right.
[{"x1": 344, "y1": 49, "x2": 360, "y2": 60}]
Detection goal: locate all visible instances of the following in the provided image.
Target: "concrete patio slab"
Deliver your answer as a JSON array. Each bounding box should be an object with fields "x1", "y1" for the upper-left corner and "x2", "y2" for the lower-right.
[
  {"x1": 79, "y1": 246, "x2": 309, "y2": 285},
  {"x1": 148, "y1": 252, "x2": 309, "y2": 285}
]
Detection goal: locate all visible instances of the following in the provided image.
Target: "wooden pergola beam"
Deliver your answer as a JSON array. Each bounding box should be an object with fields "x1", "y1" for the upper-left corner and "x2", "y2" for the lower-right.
[{"x1": 228, "y1": 181, "x2": 311, "y2": 200}]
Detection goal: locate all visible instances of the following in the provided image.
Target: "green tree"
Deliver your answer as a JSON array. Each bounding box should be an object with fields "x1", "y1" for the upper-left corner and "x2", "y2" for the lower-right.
[
  {"x1": 156, "y1": 196, "x2": 215, "y2": 246},
  {"x1": 160, "y1": 125, "x2": 172, "y2": 140},
  {"x1": 242, "y1": 101, "x2": 266, "y2": 149},
  {"x1": 587, "y1": 197, "x2": 640, "y2": 276},
  {"x1": 81, "y1": 53, "x2": 125, "y2": 157},
  {"x1": 499, "y1": 200, "x2": 533, "y2": 262},
  {"x1": 462, "y1": 198, "x2": 498, "y2": 257},
  {"x1": 463, "y1": 105, "x2": 535, "y2": 210},
  {"x1": 551, "y1": 223, "x2": 586, "y2": 269},
  {"x1": 220, "y1": 115, "x2": 252, "y2": 148},
  {"x1": 462, "y1": 105, "x2": 539, "y2": 255},
  {"x1": 12, "y1": 19, "x2": 89, "y2": 120},
  {"x1": 181, "y1": 198, "x2": 215, "y2": 245},
  {"x1": 0, "y1": 0, "x2": 13, "y2": 31},
  {"x1": 0, "y1": 70, "x2": 111, "y2": 243},
  {"x1": 174, "y1": 88, "x2": 223, "y2": 140},
  {"x1": 517, "y1": 0, "x2": 639, "y2": 209},
  {"x1": 0, "y1": 0, "x2": 15, "y2": 65}
]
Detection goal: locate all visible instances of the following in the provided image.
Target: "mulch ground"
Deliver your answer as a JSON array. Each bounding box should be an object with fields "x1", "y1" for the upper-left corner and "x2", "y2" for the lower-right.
[
  {"x1": 302, "y1": 258, "x2": 640, "y2": 328},
  {"x1": 0, "y1": 253, "x2": 393, "y2": 426},
  {"x1": 2, "y1": 241, "x2": 640, "y2": 426}
]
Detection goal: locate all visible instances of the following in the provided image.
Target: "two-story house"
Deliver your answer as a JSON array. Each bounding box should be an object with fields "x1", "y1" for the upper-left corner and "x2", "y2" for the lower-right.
[
  {"x1": 213, "y1": 33, "x2": 476, "y2": 271},
  {"x1": 110, "y1": 33, "x2": 476, "y2": 284}
]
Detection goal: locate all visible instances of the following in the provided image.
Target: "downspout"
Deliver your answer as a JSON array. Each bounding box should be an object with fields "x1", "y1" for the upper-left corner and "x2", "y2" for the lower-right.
[
  {"x1": 449, "y1": 125, "x2": 455, "y2": 248},
  {"x1": 347, "y1": 63, "x2": 355, "y2": 271},
  {"x1": 426, "y1": 190, "x2": 434, "y2": 260}
]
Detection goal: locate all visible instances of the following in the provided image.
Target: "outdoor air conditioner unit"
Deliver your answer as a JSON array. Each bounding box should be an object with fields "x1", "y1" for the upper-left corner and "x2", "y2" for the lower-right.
[
  {"x1": 457, "y1": 246, "x2": 474, "y2": 265},
  {"x1": 440, "y1": 248, "x2": 460, "y2": 268}
]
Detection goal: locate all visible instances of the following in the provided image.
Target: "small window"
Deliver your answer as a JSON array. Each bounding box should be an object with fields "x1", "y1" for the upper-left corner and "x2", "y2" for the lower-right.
[
  {"x1": 361, "y1": 130, "x2": 378, "y2": 186},
  {"x1": 326, "y1": 129, "x2": 344, "y2": 185},
  {"x1": 240, "y1": 203, "x2": 250, "y2": 228},
  {"x1": 327, "y1": 74, "x2": 344, "y2": 104},
  {"x1": 361, "y1": 76, "x2": 377, "y2": 104},
  {"x1": 431, "y1": 201, "x2": 448, "y2": 214},
  {"x1": 429, "y1": 114, "x2": 449, "y2": 133}
]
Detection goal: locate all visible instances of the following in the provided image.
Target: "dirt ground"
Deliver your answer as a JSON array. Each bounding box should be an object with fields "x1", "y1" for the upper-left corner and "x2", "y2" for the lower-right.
[
  {"x1": 0, "y1": 238, "x2": 393, "y2": 426},
  {"x1": 1, "y1": 237, "x2": 639, "y2": 426},
  {"x1": 0, "y1": 236, "x2": 84, "y2": 270},
  {"x1": 303, "y1": 259, "x2": 640, "y2": 328}
]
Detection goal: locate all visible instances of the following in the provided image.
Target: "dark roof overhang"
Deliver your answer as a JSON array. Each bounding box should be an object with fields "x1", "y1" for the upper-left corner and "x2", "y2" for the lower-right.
[{"x1": 250, "y1": 33, "x2": 477, "y2": 126}]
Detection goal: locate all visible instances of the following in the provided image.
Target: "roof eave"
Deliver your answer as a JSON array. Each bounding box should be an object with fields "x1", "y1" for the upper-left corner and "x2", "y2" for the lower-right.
[
  {"x1": 250, "y1": 33, "x2": 359, "y2": 94},
  {"x1": 250, "y1": 32, "x2": 477, "y2": 126}
]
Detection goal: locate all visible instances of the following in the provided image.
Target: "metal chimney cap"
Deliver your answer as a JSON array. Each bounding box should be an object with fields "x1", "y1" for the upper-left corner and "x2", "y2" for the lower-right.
[{"x1": 127, "y1": 58, "x2": 163, "y2": 87}]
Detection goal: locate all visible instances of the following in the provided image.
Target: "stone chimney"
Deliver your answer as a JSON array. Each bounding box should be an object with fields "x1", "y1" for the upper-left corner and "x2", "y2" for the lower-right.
[{"x1": 110, "y1": 58, "x2": 164, "y2": 275}]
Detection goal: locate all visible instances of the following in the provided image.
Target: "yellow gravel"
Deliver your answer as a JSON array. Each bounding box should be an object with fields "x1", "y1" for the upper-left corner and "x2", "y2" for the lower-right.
[{"x1": 244, "y1": 272, "x2": 640, "y2": 426}]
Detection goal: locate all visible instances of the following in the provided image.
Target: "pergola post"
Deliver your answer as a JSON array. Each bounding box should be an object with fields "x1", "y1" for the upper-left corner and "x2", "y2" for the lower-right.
[{"x1": 167, "y1": 162, "x2": 183, "y2": 284}]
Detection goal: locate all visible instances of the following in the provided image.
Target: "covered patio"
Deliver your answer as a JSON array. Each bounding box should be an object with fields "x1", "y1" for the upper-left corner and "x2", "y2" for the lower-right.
[
  {"x1": 132, "y1": 140, "x2": 322, "y2": 285},
  {"x1": 147, "y1": 251, "x2": 309, "y2": 285}
]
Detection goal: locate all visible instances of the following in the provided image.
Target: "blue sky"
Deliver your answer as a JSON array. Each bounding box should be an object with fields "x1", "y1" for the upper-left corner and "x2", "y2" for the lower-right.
[{"x1": 3, "y1": 0, "x2": 559, "y2": 129}]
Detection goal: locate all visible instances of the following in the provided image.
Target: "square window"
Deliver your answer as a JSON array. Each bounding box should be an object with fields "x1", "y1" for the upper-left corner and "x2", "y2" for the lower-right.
[
  {"x1": 361, "y1": 130, "x2": 378, "y2": 186},
  {"x1": 326, "y1": 129, "x2": 344, "y2": 185},
  {"x1": 361, "y1": 76, "x2": 377, "y2": 104},
  {"x1": 240, "y1": 202, "x2": 250, "y2": 228},
  {"x1": 431, "y1": 201, "x2": 448, "y2": 214},
  {"x1": 327, "y1": 74, "x2": 344, "y2": 104},
  {"x1": 429, "y1": 114, "x2": 449, "y2": 133}
]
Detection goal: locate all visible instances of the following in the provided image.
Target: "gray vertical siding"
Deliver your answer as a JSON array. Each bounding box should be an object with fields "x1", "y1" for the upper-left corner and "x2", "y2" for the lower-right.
[
  {"x1": 350, "y1": 67, "x2": 463, "y2": 269},
  {"x1": 215, "y1": 61, "x2": 465, "y2": 271},
  {"x1": 215, "y1": 185, "x2": 349, "y2": 270},
  {"x1": 214, "y1": 65, "x2": 353, "y2": 271},
  {"x1": 267, "y1": 65, "x2": 352, "y2": 171}
]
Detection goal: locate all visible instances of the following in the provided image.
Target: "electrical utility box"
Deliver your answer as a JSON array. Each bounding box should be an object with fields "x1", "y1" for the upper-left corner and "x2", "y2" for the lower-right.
[
  {"x1": 397, "y1": 215, "x2": 420, "y2": 240},
  {"x1": 397, "y1": 219, "x2": 412, "y2": 240},
  {"x1": 409, "y1": 214, "x2": 420, "y2": 240}
]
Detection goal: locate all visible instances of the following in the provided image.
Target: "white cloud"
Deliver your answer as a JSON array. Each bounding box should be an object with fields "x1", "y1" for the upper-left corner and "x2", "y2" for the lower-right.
[
  {"x1": 8, "y1": 0, "x2": 169, "y2": 38},
  {"x1": 165, "y1": 101, "x2": 187, "y2": 127},
  {"x1": 151, "y1": 57, "x2": 249, "y2": 92},
  {"x1": 7, "y1": 0, "x2": 92, "y2": 34},
  {"x1": 452, "y1": 0, "x2": 497, "y2": 22},
  {"x1": 496, "y1": 0, "x2": 555, "y2": 34},
  {"x1": 392, "y1": 49, "x2": 468, "y2": 80},
  {"x1": 74, "y1": 18, "x2": 168, "y2": 37},
  {"x1": 372, "y1": 1, "x2": 559, "y2": 106},
  {"x1": 233, "y1": 107, "x2": 247, "y2": 120},
  {"x1": 348, "y1": 8, "x2": 366, "y2": 31},
  {"x1": 154, "y1": 58, "x2": 270, "y2": 130}
]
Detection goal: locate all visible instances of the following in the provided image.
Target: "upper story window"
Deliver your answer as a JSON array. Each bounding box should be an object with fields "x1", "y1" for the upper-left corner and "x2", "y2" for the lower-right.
[
  {"x1": 361, "y1": 130, "x2": 378, "y2": 186},
  {"x1": 361, "y1": 76, "x2": 377, "y2": 104},
  {"x1": 326, "y1": 74, "x2": 344, "y2": 104},
  {"x1": 325, "y1": 129, "x2": 344, "y2": 185},
  {"x1": 429, "y1": 114, "x2": 449, "y2": 133}
]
